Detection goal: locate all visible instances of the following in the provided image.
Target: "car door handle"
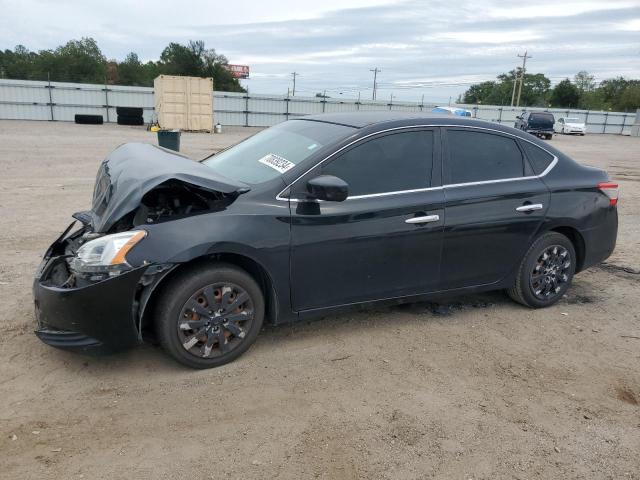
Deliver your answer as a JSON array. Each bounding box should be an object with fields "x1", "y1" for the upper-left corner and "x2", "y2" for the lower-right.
[
  {"x1": 516, "y1": 203, "x2": 544, "y2": 212},
  {"x1": 405, "y1": 214, "x2": 440, "y2": 224}
]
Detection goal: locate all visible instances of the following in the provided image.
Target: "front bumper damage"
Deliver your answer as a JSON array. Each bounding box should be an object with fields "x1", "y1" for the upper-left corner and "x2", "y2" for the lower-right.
[
  {"x1": 33, "y1": 224, "x2": 173, "y2": 354},
  {"x1": 34, "y1": 257, "x2": 146, "y2": 352}
]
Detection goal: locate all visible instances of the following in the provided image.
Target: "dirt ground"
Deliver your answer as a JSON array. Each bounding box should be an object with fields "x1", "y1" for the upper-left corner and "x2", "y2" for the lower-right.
[{"x1": 0, "y1": 120, "x2": 638, "y2": 479}]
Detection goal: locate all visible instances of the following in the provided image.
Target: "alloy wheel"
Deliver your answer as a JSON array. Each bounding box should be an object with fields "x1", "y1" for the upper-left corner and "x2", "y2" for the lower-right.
[
  {"x1": 530, "y1": 245, "x2": 571, "y2": 300},
  {"x1": 177, "y1": 282, "x2": 254, "y2": 358}
]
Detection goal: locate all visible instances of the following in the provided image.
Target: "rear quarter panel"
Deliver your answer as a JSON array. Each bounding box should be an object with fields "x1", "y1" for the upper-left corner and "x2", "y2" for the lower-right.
[{"x1": 539, "y1": 153, "x2": 617, "y2": 269}]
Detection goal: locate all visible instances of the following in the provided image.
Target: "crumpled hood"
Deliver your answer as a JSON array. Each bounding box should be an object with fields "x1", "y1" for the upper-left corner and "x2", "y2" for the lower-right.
[{"x1": 86, "y1": 143, "x2": 249, "y2": 233}]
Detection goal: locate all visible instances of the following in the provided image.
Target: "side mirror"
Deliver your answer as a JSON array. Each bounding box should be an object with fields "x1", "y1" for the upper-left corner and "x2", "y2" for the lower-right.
[
  {"x1": 306, "y1": 175, "x2": 349, "y2": 202},
  {"x1": 515, "y1": 115, "x2": 521, "y2": 120}
]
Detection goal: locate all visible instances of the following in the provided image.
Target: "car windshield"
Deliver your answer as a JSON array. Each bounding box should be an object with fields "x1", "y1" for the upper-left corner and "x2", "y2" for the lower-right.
[
  {"x1": 202, "y1": 120, "x2": 356, "y2": 184},
  {"x1": 565, "y1": 118, "x2": 581, "y2": 123}
]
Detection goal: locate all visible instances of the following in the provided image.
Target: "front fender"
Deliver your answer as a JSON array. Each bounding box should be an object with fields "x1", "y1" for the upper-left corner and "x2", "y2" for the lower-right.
[{"x1": 126, "y1": 211, "x2": 293, "y2": 322}]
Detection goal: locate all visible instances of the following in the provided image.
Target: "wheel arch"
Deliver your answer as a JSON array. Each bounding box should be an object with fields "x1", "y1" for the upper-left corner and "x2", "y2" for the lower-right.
[
  {"x1": 139, "y1": 252, "x2": 279, "y2": 335},
  {"x1": 548, "y1": 226, "x2": 586, "y2": 273}
]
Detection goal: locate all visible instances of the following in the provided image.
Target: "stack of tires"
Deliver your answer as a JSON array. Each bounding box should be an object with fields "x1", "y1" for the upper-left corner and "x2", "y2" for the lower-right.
[
  {"x1": 75, "y1": 114, "x2": 104, "y2": 125},
  {"x1": 116, "y1": 107, "x2": 144, "y2": 126}
]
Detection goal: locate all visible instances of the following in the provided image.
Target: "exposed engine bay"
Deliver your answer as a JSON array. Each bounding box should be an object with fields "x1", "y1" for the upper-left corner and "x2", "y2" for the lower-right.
[
  {"x1": 37, "y1": 142, "x2": 249, "y2": 290},
  {"x1": 43, "y1": 181, "x2": 237, "y2": 289},
  {"x1": 115, "y1": 180, "x2": 237, "y2": 231}
]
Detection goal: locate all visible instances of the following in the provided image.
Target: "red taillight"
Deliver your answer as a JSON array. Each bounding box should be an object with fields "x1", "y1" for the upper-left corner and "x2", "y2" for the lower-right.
[{"x1": 598, "y1": 182, "x2": 619, "y2": 206}]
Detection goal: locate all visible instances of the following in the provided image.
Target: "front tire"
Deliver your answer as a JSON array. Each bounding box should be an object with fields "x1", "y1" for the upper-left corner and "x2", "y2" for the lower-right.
[
  {"x1": 507, "y1": 232, "x2": 576, "y2": 308},
  {"x1": 155, "y1": 263, "x2": 264, "y2": 369}
]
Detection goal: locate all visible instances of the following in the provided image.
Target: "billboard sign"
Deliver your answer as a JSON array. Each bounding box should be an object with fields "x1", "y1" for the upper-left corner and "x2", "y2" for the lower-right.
[{"x1": 226, "y1": 64, "x2": 250, "y2": 79}]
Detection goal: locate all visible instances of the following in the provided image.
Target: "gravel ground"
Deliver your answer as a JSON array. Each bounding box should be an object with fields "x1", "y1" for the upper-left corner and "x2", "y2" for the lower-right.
[{"x1": 0, "y1": 120, "x2": 638, "y2": 479}]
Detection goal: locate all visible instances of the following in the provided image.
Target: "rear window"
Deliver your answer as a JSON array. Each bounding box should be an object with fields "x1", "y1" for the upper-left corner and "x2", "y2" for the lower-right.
[
  {"x1": 521, "y1": 141, "x2": 555, "y2": 175},
  {"x1": 529, "y1": 113, "x2": 554, "y2": 123}
]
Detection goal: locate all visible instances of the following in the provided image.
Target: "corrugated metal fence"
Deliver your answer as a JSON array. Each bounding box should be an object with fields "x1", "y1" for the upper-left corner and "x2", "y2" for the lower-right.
[{"x1": 0, "y1": 78, "x2": 635, "y2": 134}]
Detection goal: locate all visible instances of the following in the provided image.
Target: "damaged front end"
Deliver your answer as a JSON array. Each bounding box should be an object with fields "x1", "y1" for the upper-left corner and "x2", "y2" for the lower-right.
[
  {"x1": 33, "y1": 143, "x2": 248, "y2": 353},
  {"x1": 33, "y1": 223, "x2": 155, "y2": 352}
]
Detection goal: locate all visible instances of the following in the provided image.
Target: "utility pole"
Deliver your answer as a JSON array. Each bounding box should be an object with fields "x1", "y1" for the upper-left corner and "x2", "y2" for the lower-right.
[
  {"x1": 510, "y1": 68, "x2": 518, "y2": 106},
  {"x1": 370, "y1": 67, "x2": 381, "y2": 100},
  {"x1": 291, "y1": 72, "x2": 299, "y2": 96},
  {"x1": 515, "y1": 51, "x2": 532, "y2": 107}
]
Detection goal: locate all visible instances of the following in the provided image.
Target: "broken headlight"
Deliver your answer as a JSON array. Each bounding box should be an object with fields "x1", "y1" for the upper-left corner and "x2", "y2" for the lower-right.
[{"x1": 70, "y1": 230, "x2": 146, "y2": 277}]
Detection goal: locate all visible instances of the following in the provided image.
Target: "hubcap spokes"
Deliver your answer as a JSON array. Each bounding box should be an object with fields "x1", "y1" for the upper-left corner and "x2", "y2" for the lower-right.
[
  {"x1": 530, "y1": 245, "x2": 571, "y2": 300},
  {"x1": 178, "y1": 283, "x2": 253, "y2": 358}
]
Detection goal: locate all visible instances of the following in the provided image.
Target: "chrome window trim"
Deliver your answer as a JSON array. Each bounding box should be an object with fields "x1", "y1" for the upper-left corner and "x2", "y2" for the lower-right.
[{"x1": 276, "y1": 124, "x2": 558, "y2": 202}]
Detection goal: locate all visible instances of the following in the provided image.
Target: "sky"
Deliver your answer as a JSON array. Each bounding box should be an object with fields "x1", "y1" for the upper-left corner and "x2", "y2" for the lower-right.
[{"x1": 1, "y1": 0, "x2": 639, "y2": 102}]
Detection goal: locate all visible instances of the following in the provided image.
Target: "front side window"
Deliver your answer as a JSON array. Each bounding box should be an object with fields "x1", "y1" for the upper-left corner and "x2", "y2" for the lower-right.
[
  {"x1": 202, "y1": 120, "x2": 356, "y2": 184},
  {"x1": 446, "y1": 129, "x2": 524, "y2": 184},
  {"x1": 320, "y1": 130, "x2": 434, "y2": 197}
]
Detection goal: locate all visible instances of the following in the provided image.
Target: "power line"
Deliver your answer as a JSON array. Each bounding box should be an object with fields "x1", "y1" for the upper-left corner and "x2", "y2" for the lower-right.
[{"x1": 370, "y1": 67, "x2": 381, "y2": 100}]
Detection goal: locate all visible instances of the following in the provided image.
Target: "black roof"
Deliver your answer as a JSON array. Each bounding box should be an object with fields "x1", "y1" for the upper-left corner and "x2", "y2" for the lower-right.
[
  {"x1": 296, "y1": 111, "x2": 565, "y2": 158},
  {"x1": 300, "y1": 111, "x2": 495, "y2": 129},
  {"x1": 301, "y1": 111, "x2": 441, "y2": 128}
]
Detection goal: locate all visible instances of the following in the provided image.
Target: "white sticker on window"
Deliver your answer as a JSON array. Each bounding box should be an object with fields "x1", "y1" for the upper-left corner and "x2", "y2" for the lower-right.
[{"x1": 258, "y1": 153, "x2": 295, "y2": 174}]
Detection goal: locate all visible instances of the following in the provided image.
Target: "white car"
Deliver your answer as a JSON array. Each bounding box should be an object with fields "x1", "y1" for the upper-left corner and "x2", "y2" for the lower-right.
[{"x1": 555, "y1": 117, "x2": 586, "y2": 135}]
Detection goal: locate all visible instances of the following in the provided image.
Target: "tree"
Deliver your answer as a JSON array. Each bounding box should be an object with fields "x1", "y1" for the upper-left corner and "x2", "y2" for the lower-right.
[
  {"x1": 117, "y1": 52, "x2": 147, "y2": 86},
  {"x1": 549, "y1": 79, "x2": 580, "y2": 108},
  {"x1": 461, "y1": 71, "x2": 550, "y2": 106},
  {"x1": 157, "y1": 40, "x2": 245, "y2": 92},
  {"x1": 0, "y1": 45, "x2": 37, "y2": 79},
  {"x1": 200, "y1": 45, "x2": 244, "y2": 92},
  {"x1": 462, "y1": 81, "x2": 497, "y2": 104},
  {"x1": 598, "y1": 77, "x2": 640, "y2": 110},
  {"x1": 578, "y1": 89, "x2": 605, "y2": 110},
  {"x1": 53, "y1": 38, "x2": 106, "y2": 83},
  {"x1": 106, "y1": 60, "x2": 119, "y2": 84},
  {"x1": 518, "y1": 73, "x2": 551, "y2": 106},
  {"x1": 159, "y1": 42, "x2": 203, "y2": 77},
  {"x1": 618, "y1": 84, "x2": 640, "y2": 111},
  {"x1": 574, "y1": 71, "x2": 595, "y2": 92},
  {"x1": 0, "y1": 38, "x2": 245, "y2": 91}
]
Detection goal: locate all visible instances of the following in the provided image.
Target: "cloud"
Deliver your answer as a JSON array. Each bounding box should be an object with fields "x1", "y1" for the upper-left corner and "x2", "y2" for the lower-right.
[{"x1": 1, "y1": 0, "x2": 638, "y2": 102}]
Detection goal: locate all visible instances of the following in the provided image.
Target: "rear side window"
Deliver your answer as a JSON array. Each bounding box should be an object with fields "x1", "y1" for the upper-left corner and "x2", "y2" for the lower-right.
[
  {"x1": 446, "y1": 129, "x2": 524, "y2": 184},
  {"x1": 322, "y1": 130, "x2": 434, "y2": 196},
  {"x1": 521, "y1": 141, "x2": 554, "y2": 174}
]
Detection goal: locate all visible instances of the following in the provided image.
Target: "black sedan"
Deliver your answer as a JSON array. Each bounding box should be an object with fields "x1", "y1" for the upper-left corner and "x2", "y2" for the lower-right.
[{"x1": 33, "y1": 112, "x2": 618, "y2": 368}]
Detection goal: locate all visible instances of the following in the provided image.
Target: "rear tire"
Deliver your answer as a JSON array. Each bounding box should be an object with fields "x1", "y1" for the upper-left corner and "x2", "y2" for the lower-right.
[
  {"x1": 507, "y1": 232, "x2": 576, "y2": 308},
  {"x1": 155, "y1": 263, "x2": 264, "y2": 369}
]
